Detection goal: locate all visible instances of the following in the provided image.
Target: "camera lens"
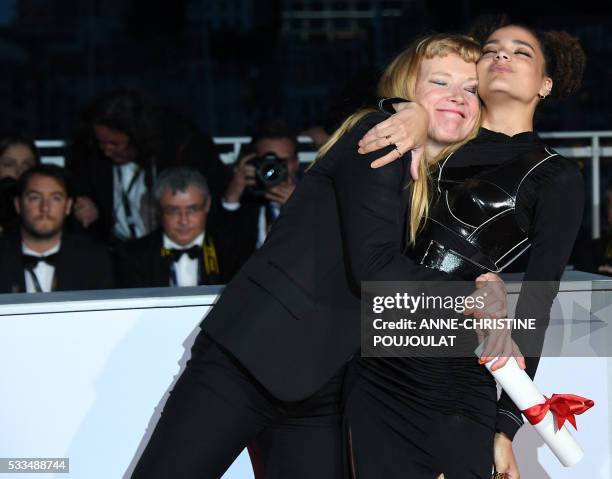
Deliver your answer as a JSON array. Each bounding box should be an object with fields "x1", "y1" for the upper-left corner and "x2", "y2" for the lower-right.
[{"x1": 255, "y1": 153, "x2": 288, "y2": 189}]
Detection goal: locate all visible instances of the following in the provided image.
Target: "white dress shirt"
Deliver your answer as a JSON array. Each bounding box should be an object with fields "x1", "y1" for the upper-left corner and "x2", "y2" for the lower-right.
[
  {"x1": 22, "y1": 242, "x2": 61, "y2": 293},
  {"x1": 256, "y1": 202, "x2": 280, "y2": 248},
  {"x1": 163, "y1": 232, "x2": 205, "y2": 287}
]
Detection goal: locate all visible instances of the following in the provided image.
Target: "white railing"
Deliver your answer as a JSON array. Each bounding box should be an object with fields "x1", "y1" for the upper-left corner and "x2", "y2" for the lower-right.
[
  {"x1": 35, "y1": 131, "x2": 612, "y2": 239},
  {"x1": 539, "y1": 132, "x2": 612, "y2": 240},
  {"x1": 34, "y1": 136, "x2": 320, "y2": 167},
  {"x1": 207, "y1": 136, "x2": 320, "y2": 165}
]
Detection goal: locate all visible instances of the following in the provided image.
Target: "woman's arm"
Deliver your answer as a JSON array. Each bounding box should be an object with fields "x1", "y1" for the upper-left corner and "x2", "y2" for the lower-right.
[
  {"x1": 331, "y1": 113, "x2": 451, "y2": 283},
  {"x1": 495, "y1": 159, "x2": 585, "y2": 440},
  {"x1": 356, "y1": 102, "x2": 429, "y2": 173},
  {"x1": 330, "y1": 113, "x2": 509, "y2": 357},
  {"x1": 494, "y1": 432, "x2": 521, "y2": 479}
]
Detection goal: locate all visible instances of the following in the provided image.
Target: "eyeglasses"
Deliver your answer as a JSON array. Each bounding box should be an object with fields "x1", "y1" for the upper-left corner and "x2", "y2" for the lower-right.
[{"x1": 161, "y1": 204, "x2": 206, "y2": 218}]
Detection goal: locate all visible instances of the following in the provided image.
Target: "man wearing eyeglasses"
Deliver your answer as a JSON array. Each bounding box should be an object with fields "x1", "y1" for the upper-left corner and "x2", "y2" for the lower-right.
[{"x1": 116, "y1": 167, "x2": 231, "y2": 288}]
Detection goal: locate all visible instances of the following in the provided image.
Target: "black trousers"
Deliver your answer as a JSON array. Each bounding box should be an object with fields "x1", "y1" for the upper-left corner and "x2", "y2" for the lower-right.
[{"x1": 131, "y1": 334, "x2": 345, "y2": 479}]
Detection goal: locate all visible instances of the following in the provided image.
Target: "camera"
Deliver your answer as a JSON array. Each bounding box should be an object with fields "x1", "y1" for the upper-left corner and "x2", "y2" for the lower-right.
[{"x1": 248, "y1": 152, "x2": 288, "y2": 194}]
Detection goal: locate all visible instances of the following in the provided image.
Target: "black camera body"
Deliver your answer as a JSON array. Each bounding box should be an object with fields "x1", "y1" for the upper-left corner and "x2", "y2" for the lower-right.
[{"x1": 248, "y1": 152, "x2": 288, "y2": 194}]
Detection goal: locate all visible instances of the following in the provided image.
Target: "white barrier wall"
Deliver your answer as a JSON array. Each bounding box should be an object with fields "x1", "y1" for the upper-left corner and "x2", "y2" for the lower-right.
[
  {"x1": 0, "y1": 288, "x2": 253, "y2": 479},
  {"x1": 0, "y1": 280, "x2": 610, "y2": 479}
]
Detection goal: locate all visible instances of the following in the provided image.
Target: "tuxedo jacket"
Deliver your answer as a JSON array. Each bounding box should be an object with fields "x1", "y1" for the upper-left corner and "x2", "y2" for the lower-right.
[
  {"x1": 115, "y1": 229, "x2": 232, "y2": 288},
  {"x1": 215, "y1": 197, "x2": 267, "y2": 279},
  {"x1": 0, "y1": 230, "x2": 115, "y2": 293},
  {"x1": 200, "y1": 113, "x2": 451, "y2": 402},
  {"x1": 216, "y1": 170, "x2": 310, "y2": 278}
]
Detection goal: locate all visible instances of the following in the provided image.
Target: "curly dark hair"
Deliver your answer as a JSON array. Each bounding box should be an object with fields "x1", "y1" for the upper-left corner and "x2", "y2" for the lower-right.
[
  {"x1": 467, "y1": 14, "x2": 586, "y2": 100},
  {"x1": 76, "y1": 89, "x2": 163, "y2": 166}
]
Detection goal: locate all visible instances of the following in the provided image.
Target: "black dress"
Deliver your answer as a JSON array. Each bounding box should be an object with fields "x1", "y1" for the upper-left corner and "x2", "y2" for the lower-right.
[{"x1": 343, "y1": 128, "x2": 585, "y2": 479}]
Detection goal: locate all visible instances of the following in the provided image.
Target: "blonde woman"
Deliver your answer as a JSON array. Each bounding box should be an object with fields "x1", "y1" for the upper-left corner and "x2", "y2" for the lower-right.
[{"x1": 131, "y1": 33, "x2": 503, "y2": 479}]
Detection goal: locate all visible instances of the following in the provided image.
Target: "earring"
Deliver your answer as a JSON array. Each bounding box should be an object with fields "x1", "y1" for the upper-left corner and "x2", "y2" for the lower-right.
[{"x1": 539, "y1": 89, "x2": 551, "y2": 100}]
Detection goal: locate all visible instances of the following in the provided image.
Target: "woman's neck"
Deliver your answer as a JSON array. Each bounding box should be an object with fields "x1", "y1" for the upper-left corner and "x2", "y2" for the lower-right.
[
  {"x1": 481, "y1": 98, "x2": 536, "y2": 137},
  {"x1": 425, "y1": 142, "x2": 443, "y2": 161}
]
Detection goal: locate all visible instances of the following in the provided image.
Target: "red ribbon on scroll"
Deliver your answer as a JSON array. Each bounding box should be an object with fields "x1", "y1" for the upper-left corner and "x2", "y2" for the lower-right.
[{"x1": 522, "y1": 394, "x2": 594, "y2": 430}]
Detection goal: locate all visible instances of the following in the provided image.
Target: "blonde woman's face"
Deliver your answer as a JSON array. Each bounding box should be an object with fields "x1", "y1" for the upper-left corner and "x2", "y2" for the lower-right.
[{"x1": 415, "y1": 53, "x2": 480, "y2": 148}]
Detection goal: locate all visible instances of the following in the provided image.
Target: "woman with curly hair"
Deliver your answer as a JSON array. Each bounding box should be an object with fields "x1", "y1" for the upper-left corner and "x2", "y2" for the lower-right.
[
  {"x1": 348, "y1": 18, "x2": 586, "y2": 479},
  {"x1": 69, "y1": 90, "x2": 229, "y2": 242}
]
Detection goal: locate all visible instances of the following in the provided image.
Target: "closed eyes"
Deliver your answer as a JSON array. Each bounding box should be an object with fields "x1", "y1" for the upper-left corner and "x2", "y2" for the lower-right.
[{"x1": 481, "y1": 49, "x2": 531, "y2": 58}]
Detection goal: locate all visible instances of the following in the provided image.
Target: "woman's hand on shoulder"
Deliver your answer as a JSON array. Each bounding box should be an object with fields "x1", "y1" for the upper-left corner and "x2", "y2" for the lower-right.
[{"x1": 357, "y1": 102, "x2": 429, "y2": 179}]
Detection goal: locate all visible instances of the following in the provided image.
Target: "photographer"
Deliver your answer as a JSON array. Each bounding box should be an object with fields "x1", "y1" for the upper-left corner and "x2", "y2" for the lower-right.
[{"x1": 219, "y1": 122, "x2": 300, "y2": 277}]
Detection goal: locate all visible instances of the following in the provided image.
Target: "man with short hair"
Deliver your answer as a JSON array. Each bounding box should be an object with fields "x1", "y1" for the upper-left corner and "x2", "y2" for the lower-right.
[
  {"x1": 116, "y1": 167, "x2": 231, "y2": 287},
  {"x1": 0, "y1": 164, "x2": 114, "y2": 293},
  {"x1": 220, "y1": 121, "x2": 301, "y2": 274}
]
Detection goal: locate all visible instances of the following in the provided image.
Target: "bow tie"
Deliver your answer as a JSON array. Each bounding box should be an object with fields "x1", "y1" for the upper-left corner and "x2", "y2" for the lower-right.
[
  {"x1": 161, "y1": 245, "x2": 201, "y2": 262},
  {"x1": 22, "y1": 253, "x2": 58, "y2": 269}
]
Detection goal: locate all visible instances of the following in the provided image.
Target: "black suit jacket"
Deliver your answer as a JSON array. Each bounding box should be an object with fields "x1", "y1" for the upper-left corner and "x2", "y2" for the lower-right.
[
  {"x1": 116, "y1": 229, "x2": 232, "y2": 288},
  {"x1": 215, "y1": 171, "x2": 308, "y2": 278},
  {"x1": 0, "y1": 230, "x2": 115, "y2": 293},
  {"x1": 215, "y1": 197, "x2": 266, "y2": 279},
  {"x1": 200, "y1": 113, "x2": 451, "y2": 401}
]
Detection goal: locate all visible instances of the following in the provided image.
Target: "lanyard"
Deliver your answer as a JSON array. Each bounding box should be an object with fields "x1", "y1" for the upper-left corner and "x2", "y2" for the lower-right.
[
  {"x1": 25, "y1": 267, "x2": 43, "y2": 292},
  {"x1": 116, "y1": 166, "x2": 142, "y2": 238},
  {"x1": 166, "y1": 235, "x2": 220, "y2": 286},
  {"x1": 25, "y1": 267, "x2": 55, "y2": 293},
  {"x1": 203, "y1": 234, "x2": 220, "y2": 277}
]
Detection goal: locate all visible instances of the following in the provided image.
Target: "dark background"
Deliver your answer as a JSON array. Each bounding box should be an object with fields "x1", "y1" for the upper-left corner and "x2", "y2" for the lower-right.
[{"x1": 0, "y1": 0, "x2": 610, "y2": 138}]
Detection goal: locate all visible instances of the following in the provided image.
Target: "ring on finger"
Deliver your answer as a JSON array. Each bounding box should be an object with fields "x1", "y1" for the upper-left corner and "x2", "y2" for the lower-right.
[
  {"x1": 385, "y1": 134, "x2": 392, "y2": 146},
  {"x1": 393, "y1": 144, "x2": 403, "y2": 158}
]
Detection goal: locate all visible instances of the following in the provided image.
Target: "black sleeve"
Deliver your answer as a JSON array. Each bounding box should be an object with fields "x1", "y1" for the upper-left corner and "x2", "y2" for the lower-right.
[
  {"x1": 495, "y1": 159, "x2": 585, "y2": 440},
  {"x1": 114, "y1": 240, "x2": 146, "y2": 288},
  {"x1": 65, "y1": 142, "x2": 112, "y2": 239},
  {"x1": 208, "y1": 219, "x2": 250, "y2": 283},
  {"x1": 211, "y1": 201, "x2": 259, "y2": 278},
  {"x1": 89, "y1": 243, "x2": 115, "y2": 289},
  {"x1": 66, "y1": 131, "x2": 95, "y2": 198},
  {"x1": 377, "y1": 97, "x2": 411, "y2": 115},
  {"x1": 330, "y1": 96, "x2": 410, "y2": 120},
  {"x1": 331, "y1": 113, "x2": 452, "y2": 283}
]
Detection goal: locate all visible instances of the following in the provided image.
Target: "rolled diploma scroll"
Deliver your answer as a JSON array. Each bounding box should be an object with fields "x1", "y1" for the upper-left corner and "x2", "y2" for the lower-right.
[{"x1": 475, "y1": 348, "x2": 584, "y2": 467}]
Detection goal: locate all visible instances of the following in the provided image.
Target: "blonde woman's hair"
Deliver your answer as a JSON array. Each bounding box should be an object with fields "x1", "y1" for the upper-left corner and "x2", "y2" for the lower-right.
[{"x1": 316, "y1": 34, "x2": 482, "y2": 244}]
